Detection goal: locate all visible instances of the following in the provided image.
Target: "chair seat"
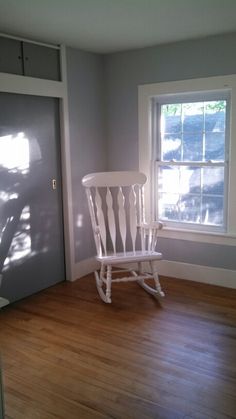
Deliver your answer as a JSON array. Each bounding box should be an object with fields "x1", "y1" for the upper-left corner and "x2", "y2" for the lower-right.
[{"x1": 96, "y1": 250, "x2": 162, "y2": 265}]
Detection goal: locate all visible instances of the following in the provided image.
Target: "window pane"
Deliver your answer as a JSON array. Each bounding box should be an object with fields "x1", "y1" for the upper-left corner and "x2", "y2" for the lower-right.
[
  {"x1": 180, "y1": 166, "x2": 201, "y2": 194},
  {"x1": 161, "y1": 104, "x2": 181, "y2": 133},
  {"x1": 158, "y1": 166, "x2": 179, "y2": 193},
  {"x1": 179, "y1": 194, "x2": 201, "y2": 223},
  {"x1": 162, "y1": 134, "x2": 181, "y2": 161},
  {"x1": 203, "y1": 167, "x2": 224, "y2": 195},
  {"x1": 205, "y1": 101, "x2": 226, "y2": 132},
  {"x1": 205, "y1": 132, "x2": 225, "y2": 161},
  {"x1": 202, "y1": 196, "x2": 223, "y2": 225},
  {"x1": 183, "y1": 132, "x2": 203, "y2": 161},
  {"x1": 159, "y1": 192, "x2": 179, "y2": 221},
  {"x1": 183, "y1": 102, "x2": 204, "y2": 133}
]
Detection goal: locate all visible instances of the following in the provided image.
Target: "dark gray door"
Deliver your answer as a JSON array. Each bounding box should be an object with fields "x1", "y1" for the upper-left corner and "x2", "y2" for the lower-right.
[{"x1": 0, "y1": 93, "x2": 65, "y2": 303}]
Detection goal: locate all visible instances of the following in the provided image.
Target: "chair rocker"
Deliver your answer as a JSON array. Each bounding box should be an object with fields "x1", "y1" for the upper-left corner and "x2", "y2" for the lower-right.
[{"x1": 82, "y1": 171, "x2": 164, "y2": 303}]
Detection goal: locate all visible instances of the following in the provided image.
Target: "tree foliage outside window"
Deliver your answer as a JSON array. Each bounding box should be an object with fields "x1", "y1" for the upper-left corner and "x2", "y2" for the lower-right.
[{"x1": 162, "y1": 101, "x2": 225, "y2": 116}]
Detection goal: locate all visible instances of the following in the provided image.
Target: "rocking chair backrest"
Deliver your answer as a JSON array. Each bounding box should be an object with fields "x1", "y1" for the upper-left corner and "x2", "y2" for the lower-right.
[{"x1": 82, "y1": 171, "x2": 147, "y2": 257}]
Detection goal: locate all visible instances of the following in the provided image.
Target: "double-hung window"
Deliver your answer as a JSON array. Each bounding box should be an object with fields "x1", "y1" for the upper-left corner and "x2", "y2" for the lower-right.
[
  {"x1": 154, "y1": 93, "x2": 229, "y2": 232},
  {"x1": 139, "y1": 75, "x2": 236, "y2": 242}
]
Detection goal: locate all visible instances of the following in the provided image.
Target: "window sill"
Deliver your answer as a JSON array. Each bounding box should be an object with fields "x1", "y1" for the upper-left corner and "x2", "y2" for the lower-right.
[{"x1": 158, "y1": 226, "x2": 236, "y2": 246}]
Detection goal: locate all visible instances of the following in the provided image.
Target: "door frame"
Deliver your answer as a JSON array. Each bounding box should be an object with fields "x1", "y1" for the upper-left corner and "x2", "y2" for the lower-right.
[
  {"x1": 0, "y1": 44, "x2": 75, "y2": 282},
  {"x1": 0, "y1": 360, "x2": 5, "y2": 418}
]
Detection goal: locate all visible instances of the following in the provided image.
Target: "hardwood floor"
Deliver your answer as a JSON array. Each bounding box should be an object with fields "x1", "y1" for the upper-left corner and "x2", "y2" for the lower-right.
[{"x1": 0, "y1": 275, "x2": 236, "y2": 419}]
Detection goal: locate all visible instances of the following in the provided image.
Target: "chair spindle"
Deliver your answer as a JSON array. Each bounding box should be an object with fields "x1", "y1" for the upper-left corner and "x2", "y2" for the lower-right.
[
  {"x1": 129, "y1": 186, "x2": 137, "y2": 253},
  {"x1": 106, "y1": 187, "x2": 116, "y2": 254},
  {"x1": 117, "y1": 187, "x2": 126, "y2": 253},
  {"x1": 95, "y1": 188, "x2": 107, "y2": 256}
]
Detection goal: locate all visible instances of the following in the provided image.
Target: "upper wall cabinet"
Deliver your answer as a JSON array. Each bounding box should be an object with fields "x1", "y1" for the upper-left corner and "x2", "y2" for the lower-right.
[
  {"x1": 0, "y1": 37, "x2": 23, "y2": 75},
  {"x1": 0, "y1": 36, "x2": 61, "y2": 81},
  {"x1": 23, "y1": 42, "x2": 60, "y2": 81}
]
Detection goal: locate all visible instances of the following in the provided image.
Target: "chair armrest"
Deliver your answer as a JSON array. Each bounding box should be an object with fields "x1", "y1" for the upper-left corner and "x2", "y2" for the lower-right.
[{"x1": 138, "y1": 222, "x2": 163, "y2": 251}]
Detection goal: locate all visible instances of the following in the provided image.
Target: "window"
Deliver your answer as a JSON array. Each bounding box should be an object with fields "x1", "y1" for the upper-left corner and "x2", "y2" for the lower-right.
[
  {"x1": 138, "y1": 75, "x2": 236, "y2": 244},
  {"x1": 155, "y1": 96, "x2": 229, "y2": 232}
]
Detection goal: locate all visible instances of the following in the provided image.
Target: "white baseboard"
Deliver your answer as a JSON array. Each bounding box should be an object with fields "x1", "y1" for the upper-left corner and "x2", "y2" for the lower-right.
[
  {"x1": 0, "y1": 297, "x2": 9, "y2": 308},
  {"x1": 0, "y1": 275, "x2": 9, "y2": 307},
  {"x1": 158, "y1": 260, "x2": 236, "y2": 289},
  {"x1": 73, "y1": 257, "x2": 100, "y2": 281},
  {"x1": 119, "y1": 260, "x2": 236, "y2": 289},
  {"x1": 72, "y1": 257, "x2": 236, "y2": 289}
]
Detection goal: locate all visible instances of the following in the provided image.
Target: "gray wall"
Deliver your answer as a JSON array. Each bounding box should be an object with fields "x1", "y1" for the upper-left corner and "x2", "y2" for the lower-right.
[
  {"x1": 104, "y1": 32, "x2": 236, "y2": 269},
  {"x1": 66, "y1": 47, "x2": 106, "y2": 263}
]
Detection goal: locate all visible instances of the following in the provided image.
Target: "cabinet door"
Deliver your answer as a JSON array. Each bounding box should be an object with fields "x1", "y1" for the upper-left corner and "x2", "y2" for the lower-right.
[
  {"x1": 23, "y1": 42, "x2": 61, "y2": 81},
  {"x1": 0, "y1": 37, "x2": 23, "y2": 75}
]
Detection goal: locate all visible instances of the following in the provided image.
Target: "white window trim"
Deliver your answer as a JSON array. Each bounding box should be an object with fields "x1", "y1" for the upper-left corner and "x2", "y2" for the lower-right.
[{"x1": 138, "y1": 75, "x2": 236, "y2": 246}]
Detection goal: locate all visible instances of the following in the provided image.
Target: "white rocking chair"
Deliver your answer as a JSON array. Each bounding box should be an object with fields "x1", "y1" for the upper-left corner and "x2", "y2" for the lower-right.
[{"x1": 82, "y1": 171, "x2": 164, "y2": 303}]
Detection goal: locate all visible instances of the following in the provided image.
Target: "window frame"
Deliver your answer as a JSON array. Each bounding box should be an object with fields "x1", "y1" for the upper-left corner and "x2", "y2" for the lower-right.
[{"x1": 138, "y1": 75, "x2": 236, "y2": 246}]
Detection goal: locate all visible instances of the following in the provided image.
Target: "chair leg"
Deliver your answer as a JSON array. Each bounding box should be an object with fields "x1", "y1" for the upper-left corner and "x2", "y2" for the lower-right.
[
  {"x1": 137, "y1": 261, "x2": 161, "y2": 297},
  {"x1": 138, "y1": 262, "x2": 142, "y2": 275},
  {"x1": 106, "y1": 265, "x2": 112, "y2": 303},
  {"x1": 95, "y1": 263, "x2": 112, "y2": 304},
  {"x1": 150, "y1": 261, "x2": 165, "y2": 297},
  {"x1": 100, "y1": 263, "x2": 105, "y2": 282}
]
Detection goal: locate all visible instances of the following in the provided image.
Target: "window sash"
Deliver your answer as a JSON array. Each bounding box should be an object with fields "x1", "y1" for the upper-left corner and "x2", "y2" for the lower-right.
[
  {"x1": 154, "y1": 96, "x2": 230, "y2": 164},
  {"x1": 155, "y1": 160, "x2": 228, "y2": 232},
  {"x1": 156, "y1": 161, "x2": 226, "y2": 167},
  {"x1": 153, "y1": 95, "x2": 229, "y2": 233}
]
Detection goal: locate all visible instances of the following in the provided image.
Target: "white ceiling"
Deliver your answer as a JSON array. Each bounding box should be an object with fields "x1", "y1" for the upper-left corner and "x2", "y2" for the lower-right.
[{"x1": 0, "y1": 0, "x2": 236, "y2": 53}]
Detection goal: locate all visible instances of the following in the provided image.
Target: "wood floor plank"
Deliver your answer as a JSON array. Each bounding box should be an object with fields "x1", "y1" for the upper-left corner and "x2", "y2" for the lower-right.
[{"x1": 1, "y1": 275, "x2": 236, "y2": 418}]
